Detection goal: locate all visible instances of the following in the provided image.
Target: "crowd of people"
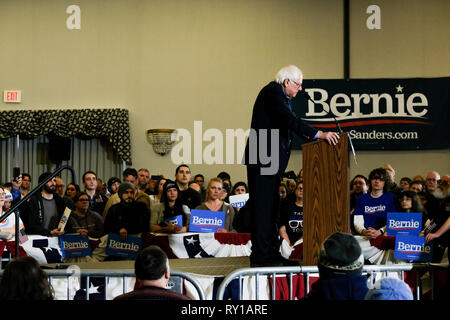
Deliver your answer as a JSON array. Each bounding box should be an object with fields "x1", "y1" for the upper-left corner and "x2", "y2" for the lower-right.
[{"x1": 0, "y1": 163, "x2": 448, "y2": 300}]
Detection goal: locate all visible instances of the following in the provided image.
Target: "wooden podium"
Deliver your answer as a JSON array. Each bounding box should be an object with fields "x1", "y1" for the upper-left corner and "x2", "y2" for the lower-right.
[{"x1": 302, "y1": 132, "x2": 350, "y2": 266}]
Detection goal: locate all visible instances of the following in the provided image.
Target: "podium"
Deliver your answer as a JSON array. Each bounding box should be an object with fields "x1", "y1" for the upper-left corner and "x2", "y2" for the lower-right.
[{"x1": 302, "y1": 132, "x2": 350, "y2": 266}]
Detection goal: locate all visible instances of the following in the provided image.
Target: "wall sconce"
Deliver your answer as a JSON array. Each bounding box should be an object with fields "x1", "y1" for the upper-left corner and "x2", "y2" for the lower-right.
[{"x1": 146, "y1": 129, "x2": 176, "y2": 156}]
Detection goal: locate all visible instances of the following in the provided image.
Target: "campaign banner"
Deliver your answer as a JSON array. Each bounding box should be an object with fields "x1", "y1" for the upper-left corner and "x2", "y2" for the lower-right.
[
  {"x1": 387, "y1": 212, "x2": 422, "y2": 236},
  {"x1": 59, "y1": 234, "x2": 91, "y2": 258},
  {"x1": 229, "y1": 193, "x2": 249, "y2": 209},
  {"x1": 394, "y1": 235, "x2": 433, "y2": 262},
  {"x1": 189, "y1": 209, "x2": 225, "y2": 233},
  {"x1": 105, "y1": 233, "x2": 142, "y2": 259},
  {"x1": 292, "y1": 77, "x2": 450, "y2": 150},
  {"x1": 163, "y1": 215, "x2": 183, "y2": 226}
]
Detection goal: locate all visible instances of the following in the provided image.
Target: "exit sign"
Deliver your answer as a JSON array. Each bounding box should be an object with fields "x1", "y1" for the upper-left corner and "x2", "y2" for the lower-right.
[{"x1": 3, "y1": 90, "x2": 22, "y2": 103}]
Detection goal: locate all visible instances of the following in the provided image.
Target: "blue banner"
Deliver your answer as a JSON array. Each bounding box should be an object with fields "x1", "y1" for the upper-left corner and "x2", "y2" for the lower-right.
[
  {"x1": 394, "y1": 235, "x2": 433, "y2": 262},
  {"x1": 60, "y1": 234, "x2": 91, "y2": 258},
  {"x1": 163, "y1": 215, "x2": 183, "y2": 226},
  {"x1": 387, "y1": 212, "x2": 422, "y2": 236},
  {"x1": 189, "y1": 209, "x2": 225, "y2": 233},
  {"x1": 105, "y1": 233, "x2": 142, "y2": 259}
]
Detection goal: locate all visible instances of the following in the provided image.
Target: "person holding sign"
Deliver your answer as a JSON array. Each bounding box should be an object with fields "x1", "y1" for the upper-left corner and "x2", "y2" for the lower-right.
[
  {"x1": 65, "y1": 192, "x2": 105, "y2": 239},
  {"x1": 195, "y1": 178, "x2": 236, "y2": 233},
  {"x1": 353, "y1": 168, "x2": 397, "y2": 240},
  {"x1": 104, "y1": 183, "x2": 150, "y2": 241},
  {"x1": 150, "y1": 181, "x2": 189, "y2": 234},
  {"x1": 397, "y1": 190, "x2": 428, "y2": 228}
]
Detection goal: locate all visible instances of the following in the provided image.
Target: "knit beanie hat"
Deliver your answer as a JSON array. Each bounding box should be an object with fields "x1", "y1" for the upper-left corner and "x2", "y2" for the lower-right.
[
  {"x1": 163, "y1": 180, "x2": 179, "y2": 194},
  {"x1": 118, "y1": 182, "x2": 135, "y2": 199},
  {"x1": 365, "y1": 277, "x2": 413, "y2": 300},
  {"x1": 318, "y1": 232, "x2": 364, "y2": 277}
]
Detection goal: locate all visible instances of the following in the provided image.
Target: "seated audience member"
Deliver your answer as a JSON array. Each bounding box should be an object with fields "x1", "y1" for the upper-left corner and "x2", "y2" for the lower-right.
[
  {"x1": 0, "y1": 187, "x2": 26, "y2": 241},
  {"x1": 149, "y1": 178, "x2": 166, "y2": 209},
  {"x1": 114, "y1": 246, "x2": 190, "y2": 300},
  {"x1": 399, "y1": 177, "x2": 412, "y2": 191},
  {"x1": 56, "y1": 177, "x2": 74, "y2": 210},
  {"x1": 137, "y1": 168, "x2": 151, "y2": 194},
  {"x1": 279, "y1": 181, "x2": 304, "y2": 247},
  {"x1": 409, "y1": 180, "x2": 424, "y2": 194},
  {"x1": 217, "y1": 171, "x2": 231, "y2": 186},
  {"x1": 302, "y1": 232, "x2": 368, "y2": 300},
  {"x1": 65, "y1": 192, "x2": 105, "y2": 239},
  {"x1": 104, "y1": 182, "x2": 150, "y2": 241},
  {"x1": 22, "y1": 172, "x2": 66, "y2": 237},
  {"x1": 174, "y1": 164, "x2": 201, "y2": 210},
  {"x1": 350, "y1": 175, "x2": 369, "y2": 210},
  {"x1": 0, "y1": 256, "x2": 54, "y2": 300},
  {"x1": 365, "y1": 277, "x2": 413, "y2": 300},
  {"x1": 435, "y1": 174, "x2": 450, "y2": 201},
  {"x1": 195, "y1": 178, "x2": 236, "y2": 233},
  {"x1": 107, "y1": 177, "x2": 121, "y2": 197},
  {"x1": 353, "y1": 168, "x2": 396, "y2": 240},
  {"x1": 150, "y1": 181, "x2": 189, "y2": 234},
  {"x1": 103, "y1": 168, "x2": 151, "y2": 219}
]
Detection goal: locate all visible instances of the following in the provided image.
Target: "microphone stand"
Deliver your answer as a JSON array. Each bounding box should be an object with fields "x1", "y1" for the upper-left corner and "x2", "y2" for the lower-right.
[{"x1": 302, "y1": 91, "x2": 358, "y2": 166}]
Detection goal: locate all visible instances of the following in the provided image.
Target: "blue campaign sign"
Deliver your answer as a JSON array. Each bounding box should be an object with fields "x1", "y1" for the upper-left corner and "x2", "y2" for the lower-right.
[
  {"x1": 387, "y1": 212, "x2": 422, "y2": 236},
  {"x1": 163, "y1": 215, "x2": 183, "y2": 226},
  {"x1": 105, "y1": 233, "x2": 142, "y2": 259},
  {"x1": 60, "y1": 234, "x2": 91, "y2": 258},
  {"x1": 394, "y1": 235, "x2": 433, "y2": 262},
  {"x1": 189, "y1": 209, "x2": 225, "y2": 233}
]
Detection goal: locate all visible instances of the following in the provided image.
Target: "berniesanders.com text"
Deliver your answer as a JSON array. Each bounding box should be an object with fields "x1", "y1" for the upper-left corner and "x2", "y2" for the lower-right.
[{"x1": 349, "y1": 130, "x2": 419, "y2": 140}]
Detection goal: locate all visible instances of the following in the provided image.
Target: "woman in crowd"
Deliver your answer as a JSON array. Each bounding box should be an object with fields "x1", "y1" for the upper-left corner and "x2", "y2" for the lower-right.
[
  {"x1": 150, "y1": 181, "x2": 189, "y2": 234},
  {"x1": 279, "y1": 181, "x2": 304, "y2": 247},
  {"x1": 353, "y1": 168, "x2": 397, "y2": 240},
  {"x1": 64, "y1": 183, "x2": 80, "y2": 201},
  {"x1": 64, "y1": 192, "x2": 105, "y2": 238},
  {"x1": 149, "y1": 178, "x2": 166, "y2": 208},
  {"x1": 195, "y1": 178, "x2": 236, "y2": 233},
  {"x1": 0, "y1": 256, "x2": 54, "y2": 300},
  {"x1": 106, "y1": 177, "x2": 121, "y2": 197},
  {"x1": 231, "y1": 181, "x2": 248, "y2": 196},
  {"x1": 0, "y1": 187, "x2": 26, "y2": 242},
  {"x1": 397, "y1": 190, "x2": 428, "y2": 228}
]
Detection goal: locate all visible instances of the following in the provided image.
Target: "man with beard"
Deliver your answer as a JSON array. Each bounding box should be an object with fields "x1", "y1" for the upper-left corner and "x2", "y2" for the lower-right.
[
  {"x1": 104, "y1": 182, "x2": 150, "y2": 241},
  {"x1": 22, "y1": 172, "x2": 66, "y2": 237}
]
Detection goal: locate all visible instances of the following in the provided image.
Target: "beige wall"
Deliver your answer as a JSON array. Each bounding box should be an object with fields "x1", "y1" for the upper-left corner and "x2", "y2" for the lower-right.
[{"x1": 1, "y1": 0, "x2": 449, "y2": 183}]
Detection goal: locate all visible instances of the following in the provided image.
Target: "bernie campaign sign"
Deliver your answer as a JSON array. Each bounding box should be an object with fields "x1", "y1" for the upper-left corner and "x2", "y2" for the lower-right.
[
  {"x1": 60, "y1": 234, "x2": 91, "y2": 258},
  {"x1": 229, "y1": 193, "x2": 249, "y2": 209},
  {"x1": 394, "y1": 235, "x2": 433, "y2": 262},
  {"x1": 163, "y1": 215, "x2": 183, "y2": 226},
  {"x1": 387, "y1": 212, "x2": 422, "y2": 236},
  {"x1": 105, "y1": 233, "x2": 142, "y2": 259},
  {"x1": 189, "y1": 209, "x2": 225, "y2": 233}
]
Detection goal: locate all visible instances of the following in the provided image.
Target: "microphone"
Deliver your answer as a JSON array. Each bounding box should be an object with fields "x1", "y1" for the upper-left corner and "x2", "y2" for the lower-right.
[
  {"x1": 301, "y1": 91, "x2": 343, "y2": 133},
  {"x1": 301, "y1": 90, "x2": 358, "y2": 165}
]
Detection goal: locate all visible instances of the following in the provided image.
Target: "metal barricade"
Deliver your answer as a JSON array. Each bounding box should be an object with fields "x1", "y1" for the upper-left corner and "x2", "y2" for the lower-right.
[
  {"x1": 0, "y1": 268, "x2": 206, "y2": 300},
  {"x1": 215, "y1": 264, "x2": 429, "y2": 300}
]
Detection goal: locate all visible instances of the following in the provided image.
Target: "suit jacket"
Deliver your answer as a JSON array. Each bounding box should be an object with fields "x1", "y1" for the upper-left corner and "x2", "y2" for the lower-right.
[{"x1": 243, "y1": 81, "x2": 318, "y2": 176}]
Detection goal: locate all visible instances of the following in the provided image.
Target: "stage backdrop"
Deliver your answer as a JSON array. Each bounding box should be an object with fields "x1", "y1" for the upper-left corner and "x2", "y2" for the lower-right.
[{"x1": 292, "y1": 77, "x2": 450, "y2": 150}]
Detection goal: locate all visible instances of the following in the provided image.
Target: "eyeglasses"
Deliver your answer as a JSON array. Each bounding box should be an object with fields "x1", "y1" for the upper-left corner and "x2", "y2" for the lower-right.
[
  {"x1": 290, "y1": 79, "x2": 302, "y2": 88},
  {"x1": 289, "y1": 220, "x2": 303, "y2": 228}
]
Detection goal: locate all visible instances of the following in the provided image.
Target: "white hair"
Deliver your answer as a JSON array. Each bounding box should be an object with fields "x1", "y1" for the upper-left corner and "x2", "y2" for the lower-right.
[{"x1": 275, "y1": 65, "x2": 303, "y2": 84}]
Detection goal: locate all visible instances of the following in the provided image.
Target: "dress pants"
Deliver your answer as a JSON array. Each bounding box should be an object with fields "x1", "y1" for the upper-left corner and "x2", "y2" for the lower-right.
[{"x1": 247, "y1": 166, "x2": 281, "y2": 265}]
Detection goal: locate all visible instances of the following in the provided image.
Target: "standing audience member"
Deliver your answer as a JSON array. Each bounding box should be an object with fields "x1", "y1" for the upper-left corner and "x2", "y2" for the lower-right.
[
  {"x1": 65, "y1": 192, "x2": 105, "y2": 239},
  {"x1": 365, "y1": 277, "x2": 413, "y2": 300},
  {"x1": 82, "y1": 171, "x2": 108, "y2": 216},
  {"x1": 56, "y1": 177, "x2": 74, "y2": 210},
  {"x1": 399, "y1": 177, "x2": 412, "y2": 191},
  {"x1": 20, "y1": 173, "x2": 32, "y2": 198},
  {"x1": 113, "y1": 246, "x2": 190, "y2": 300},
  {"x1": 22, "y1": 172, "x2": 66, "y2": 237},
  {"x1": 150, "y1": 181, "x2": 189, "y2": 234},
  {"x1": 382, "y1": 164, "x2": 401, "y2": 196},
  {"x1": 0, "y1": 187, "x2": 26, "y2": 241},
  {"x1": 195, "y1": 178, "x2": 236, "y2": 233},
  {"x1": 231, "y1": 181, "x2": 248, "y2": 196},
  {"x1": 397, "y1": 190, "x2": 428, "y2": 228},
  {"x1": 302, "y1": 232, "x2": 368, "y2": 300},
  {"x1": 353, "y1": 168, "x2": 396, "y2": 240},
  {"x1": 350, "y1": 174, "x2": 369, "y2": 210},
  {"x1": 194, "y1": 174, "x2": 206, "y2": 201},
  {"x1": 175, "y1": 164, "x2": 201, "y2": 210},
  {"x1": 409, "y1": 180, "x2": 424, "y2": 194},
  {"x1": 64, "y1": 183, "x2": 80, "y2": 201},
  {"x1": 104, "y1": 182, "x2": 150, "y2": 241},
  {"x1": 0, "y1": 256, "x2": 54, "y2": 300}
]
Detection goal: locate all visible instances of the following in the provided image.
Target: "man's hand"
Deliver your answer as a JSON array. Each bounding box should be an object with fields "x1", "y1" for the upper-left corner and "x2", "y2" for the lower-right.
[
  {"x1": 318, "y1": 131, "x2": 340, "y2": 145},
  {"x1": 78, "y1": 229, "x2": 89, "y2": 238},
  {"x1": 50, "y1": 228, "x2": 64, "y2": 237}
]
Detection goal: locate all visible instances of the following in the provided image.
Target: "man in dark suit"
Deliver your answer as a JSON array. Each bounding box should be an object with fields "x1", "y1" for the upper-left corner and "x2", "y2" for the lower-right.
[{"x1": 243, "y1": 65, "x2": 339, "y2": 267}]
